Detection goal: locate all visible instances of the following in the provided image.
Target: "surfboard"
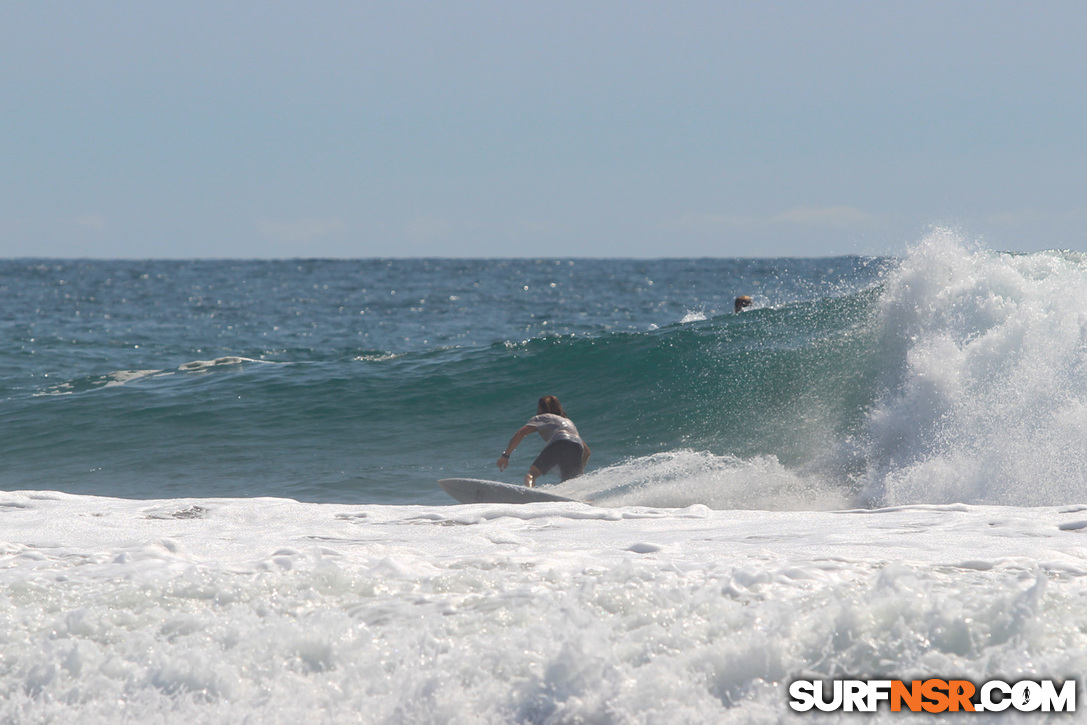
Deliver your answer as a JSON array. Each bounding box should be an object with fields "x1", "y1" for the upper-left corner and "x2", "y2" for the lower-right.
[{"x1": 438, "y1": 478, "x2": 580, "y2": 505}]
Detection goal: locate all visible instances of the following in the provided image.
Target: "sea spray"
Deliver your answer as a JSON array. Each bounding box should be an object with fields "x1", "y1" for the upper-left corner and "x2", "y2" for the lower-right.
[
  {"x1": 860, "y1": 229, "x2": 1087, "y2": 506},
  {"x1": 561, "y1": 451, "x2": 851, "y2": 511}
]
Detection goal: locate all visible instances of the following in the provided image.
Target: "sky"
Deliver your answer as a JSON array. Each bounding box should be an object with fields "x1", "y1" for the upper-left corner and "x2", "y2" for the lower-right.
[{"x1": 2, "y1": 1, "x2": 1086, "y2": 259}]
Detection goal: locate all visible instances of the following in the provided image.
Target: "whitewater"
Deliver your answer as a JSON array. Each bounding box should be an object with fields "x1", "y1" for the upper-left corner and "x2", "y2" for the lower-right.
[{"x1": 3, "y1": 230, "x2": 1087, "y2": 722}]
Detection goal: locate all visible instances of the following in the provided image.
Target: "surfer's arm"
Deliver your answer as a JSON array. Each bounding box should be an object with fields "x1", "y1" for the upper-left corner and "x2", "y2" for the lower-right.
[{"x1": 497, "y1": 424, "x2": 537, "y2": 471}]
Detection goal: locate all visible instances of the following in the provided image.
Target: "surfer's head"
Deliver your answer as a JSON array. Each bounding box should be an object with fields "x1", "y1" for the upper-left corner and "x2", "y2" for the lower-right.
[
  {"x1": 537, "y1": 395, "x2": 567, "y2": 417},
  {"x1": 734, "y1": 296, "x2": 753, "y2": 313}
]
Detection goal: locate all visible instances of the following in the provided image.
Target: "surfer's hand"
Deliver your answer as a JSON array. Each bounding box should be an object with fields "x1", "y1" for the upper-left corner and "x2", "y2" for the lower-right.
[{"x1": 497, "y1": 455, "x2": 509, "y2": 471}]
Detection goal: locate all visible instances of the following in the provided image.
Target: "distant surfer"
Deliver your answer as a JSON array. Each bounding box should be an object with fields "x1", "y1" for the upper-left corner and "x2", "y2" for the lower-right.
[
  {"x1": 734, "y1": 295, "x2": 752, "y2": 313},
  {"x1": 497, "y1": 395, "x2": 591, "y2": 487}
]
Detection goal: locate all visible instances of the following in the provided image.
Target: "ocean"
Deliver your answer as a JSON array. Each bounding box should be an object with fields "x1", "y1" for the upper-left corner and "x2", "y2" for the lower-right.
[{"x1": 2, "y1": 228, "x2": 1086, "y2": 722}]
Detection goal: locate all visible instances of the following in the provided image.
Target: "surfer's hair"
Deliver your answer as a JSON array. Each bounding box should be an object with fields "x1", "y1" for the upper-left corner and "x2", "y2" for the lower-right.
[{"x1": 537, "y1": 395, "x2": 567, "y2": 418}]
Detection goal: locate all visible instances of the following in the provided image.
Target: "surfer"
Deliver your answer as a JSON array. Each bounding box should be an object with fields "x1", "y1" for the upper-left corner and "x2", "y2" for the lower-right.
[
  {"x1": 497, "y1": 395, "x2": 591, "y2": 487},
  {"x1": 734, "y1": 295, "x2": 752, "y2": 313}
]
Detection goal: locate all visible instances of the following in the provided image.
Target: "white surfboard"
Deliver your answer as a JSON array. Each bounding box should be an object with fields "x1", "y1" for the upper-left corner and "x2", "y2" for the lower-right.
[{"x1": 438, "y1": 478, "x2": 581, "y2": 505}]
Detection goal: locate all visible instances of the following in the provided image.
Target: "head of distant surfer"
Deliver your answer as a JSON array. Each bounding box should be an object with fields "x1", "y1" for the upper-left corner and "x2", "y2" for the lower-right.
[
  {"x1": 537, "y1": 395, "x2": 567, "y2": 418},
  {"x1": 734, "y1": 296, "x2": 752, "y2": 313}
]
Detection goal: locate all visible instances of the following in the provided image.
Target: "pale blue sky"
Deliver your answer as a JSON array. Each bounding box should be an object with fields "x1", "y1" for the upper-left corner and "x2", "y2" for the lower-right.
[{"x1": 2, "y1": 1, "x2": 1085, "y2": 258}]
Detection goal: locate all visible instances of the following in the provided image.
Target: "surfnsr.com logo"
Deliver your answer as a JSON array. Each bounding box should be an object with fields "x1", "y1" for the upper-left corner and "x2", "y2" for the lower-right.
[{"x1": 789, "y1": 679, "x2": 1076, "y2": 713}]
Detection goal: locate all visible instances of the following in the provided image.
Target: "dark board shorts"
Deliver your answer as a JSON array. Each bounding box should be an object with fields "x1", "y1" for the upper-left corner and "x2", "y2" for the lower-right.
[{"x1": 531, "y1": 439, "x2": 585, "y2": 482}]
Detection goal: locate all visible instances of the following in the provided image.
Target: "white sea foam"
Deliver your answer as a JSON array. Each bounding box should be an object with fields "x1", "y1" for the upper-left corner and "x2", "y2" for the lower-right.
[
  {"x1": 680, "y1": 308, "x2": 708, "y2": 324},
  {"x1": 860, "y1": 229, "x2": 1087, "y2": 507},
  {"x1": 103, "y1": 369, "x2": 163, "y2": 387},
  {"x1": 34, "y1": 358, "x2": 273, "y2": 397},
  {"x1": 566, "y1": 451, "x2": 850, "y2": 511},
  {"x1": 1, "y1": 491, "x2": 1085, "y2": 723},
  {"x1": 178, "y1": 356, "x2": 269, "y2": 372},
  {"x1": 353, "y1": 352, "x2": 401, "y2": 363},
  {"x1": 34, "y1": 369, "x2": 166, "y2": 396}
]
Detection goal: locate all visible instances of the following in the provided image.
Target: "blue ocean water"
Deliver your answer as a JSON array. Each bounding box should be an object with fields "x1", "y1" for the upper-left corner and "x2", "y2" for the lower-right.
[
  {"x1": 5, "y1": 230, "x2": 1087, "y2": 509},
  {"x1": 1, "y1": 255, "x2": 887, "y2": 504}
]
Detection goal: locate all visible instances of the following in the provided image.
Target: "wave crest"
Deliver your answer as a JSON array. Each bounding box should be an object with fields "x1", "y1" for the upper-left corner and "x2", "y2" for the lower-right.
[{"x1": 860, "y1": 228, "x2": 1087, "y2": 506}]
